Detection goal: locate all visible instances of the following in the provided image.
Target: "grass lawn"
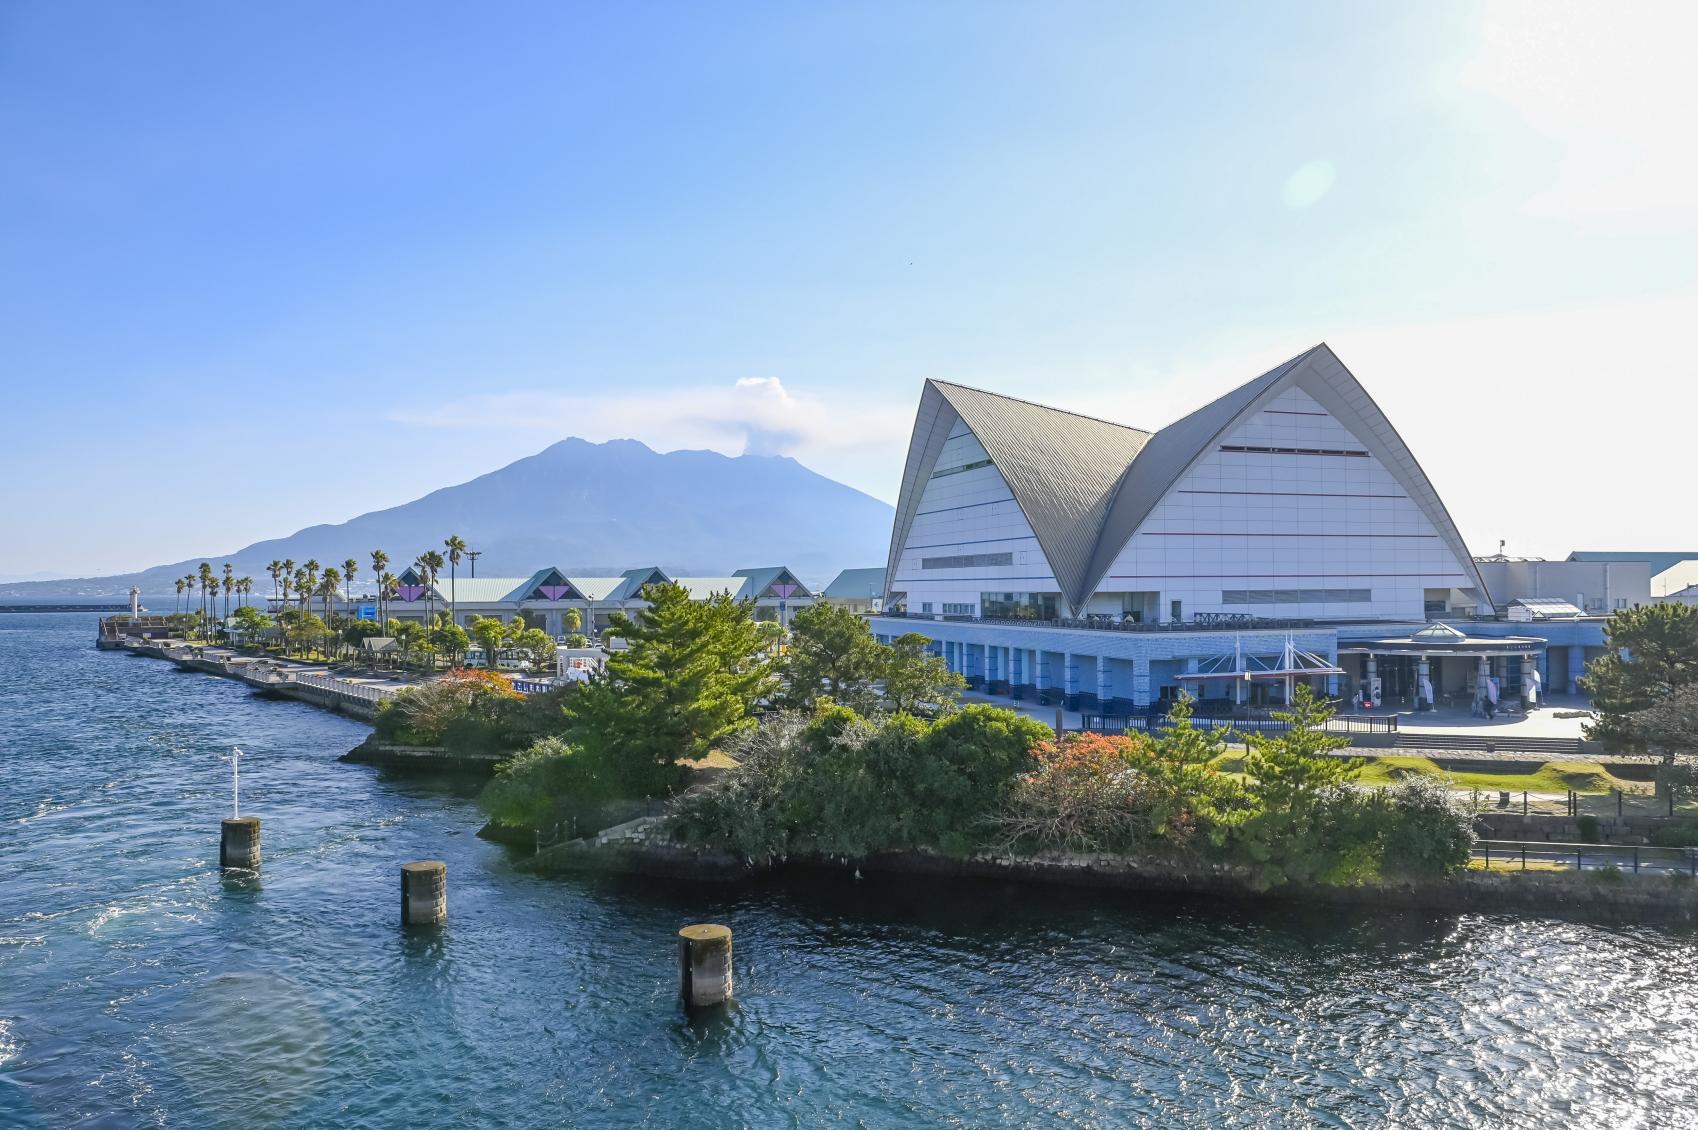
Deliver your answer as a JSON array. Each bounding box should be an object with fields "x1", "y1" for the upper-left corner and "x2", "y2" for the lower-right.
[{"x1": 1349, "y1": 755, "x2": 1639, "y2": 795}]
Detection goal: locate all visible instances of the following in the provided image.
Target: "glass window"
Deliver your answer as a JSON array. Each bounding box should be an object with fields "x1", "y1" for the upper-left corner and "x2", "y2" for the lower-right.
[{"x1": 979, "y1": 592, "x2": 1059, "y2": 620}]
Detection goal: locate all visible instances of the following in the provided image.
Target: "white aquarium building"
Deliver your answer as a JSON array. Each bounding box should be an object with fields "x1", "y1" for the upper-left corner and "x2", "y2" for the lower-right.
[{"x1": 869, "y1": 344, "x2": 1600, "y2": 712}]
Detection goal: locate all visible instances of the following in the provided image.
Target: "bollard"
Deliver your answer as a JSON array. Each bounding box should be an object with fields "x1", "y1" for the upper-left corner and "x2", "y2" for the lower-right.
[
  {"x1": 220, "y1": 816, "x2": 261, "y2": 868},
  {"x1": 400, "y1": 861, "x2": 447, "y2": 927},
  {"x1": 678, "y1": 924, "x2": 733, "y2": 1008}
]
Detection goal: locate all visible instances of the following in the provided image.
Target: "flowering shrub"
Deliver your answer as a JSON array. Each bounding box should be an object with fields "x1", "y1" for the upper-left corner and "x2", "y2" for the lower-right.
[
  {"x1": 994, "y1": 732, "x2": 1156, "y2": 852},
  {"x1": 375, "y1": 667, "x2": 525, "y2": 749}
]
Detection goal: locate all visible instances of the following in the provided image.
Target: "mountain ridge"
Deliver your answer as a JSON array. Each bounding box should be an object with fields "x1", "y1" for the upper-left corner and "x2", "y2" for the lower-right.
[{"x1": 3, "y1": 438, "x2": 895, "y2": 597}]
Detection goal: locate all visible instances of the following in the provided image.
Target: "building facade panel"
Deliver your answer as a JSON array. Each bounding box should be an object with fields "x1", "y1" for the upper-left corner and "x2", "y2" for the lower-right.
[
  {"x1": 891, "y1": 423, "x2": 1060, "y2": 618},
  {"x1": 1095, "y1": 385, "x2": 1474, "y2": 622}
]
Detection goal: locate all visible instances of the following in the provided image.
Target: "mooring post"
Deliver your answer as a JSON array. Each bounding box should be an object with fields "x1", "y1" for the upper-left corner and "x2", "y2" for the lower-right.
[
  {"x1": 401, "y1": 861, "x2": 447, "y2": 927},
  {"x1": 678, "y1": 923, "x2": 733, "y2": 1008},
  {"x1": 220, "y1": 816, "x2": 261, "y2": 868}
]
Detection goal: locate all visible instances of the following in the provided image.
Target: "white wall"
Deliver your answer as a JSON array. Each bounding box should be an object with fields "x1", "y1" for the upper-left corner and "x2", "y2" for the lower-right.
[
  {"x1": 1095, "y1": 386, "x2": 1473, "y2": 621},
  {"x1": 891, "y1": 423, "x2": 1059, "y2": 616},
  {"x1": 1475, "y1": 558, "x2": 1650, "y2": 613}
]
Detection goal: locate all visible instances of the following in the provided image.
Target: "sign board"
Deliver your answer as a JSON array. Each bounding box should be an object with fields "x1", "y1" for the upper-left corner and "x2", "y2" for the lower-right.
[{"x1": 356, "y1": 603, "x2": 377, "y2": 622}]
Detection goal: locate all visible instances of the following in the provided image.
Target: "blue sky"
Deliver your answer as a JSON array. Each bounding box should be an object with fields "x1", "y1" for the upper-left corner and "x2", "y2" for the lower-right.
[{"x1": 3, "y1": 1, "x2": 1695, "y2": 576}]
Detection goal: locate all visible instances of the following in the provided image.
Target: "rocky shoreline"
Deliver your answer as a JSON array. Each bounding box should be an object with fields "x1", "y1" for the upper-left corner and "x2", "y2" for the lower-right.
[{"x1": 517, "y1": 819, "x2": 1698, "y2": 926}]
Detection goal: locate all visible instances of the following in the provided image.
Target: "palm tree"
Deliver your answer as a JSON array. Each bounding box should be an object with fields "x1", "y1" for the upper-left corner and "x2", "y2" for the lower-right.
[
  {"x1": 418, "y1": 550, "x2": 445, "y2": 626},
  {"x1": 198, "y1": 562, "x2": 216, "y2": 632},
  {"x1": 221, "y1": 563, "x2": 234, "y2": 622},
  {"x1": 370, "y1": 550, "x2": 390, "y2": 629},
  {"x1": 266, "y1": 560, "x2": 283, "y2": 607},
  {"x1": 303, "y1": 560, "x2": 319, "y2": 603},
  {"x1": 295, "y1": 568, "x2": 310, "y2": 615},
  {"x1": 320, "y1": 567, "x2": 341, "y2": 627},
  {"x1": 279, "y1": 571, "x2": 292, "y2": 615},
  {"x1": 342, "y1": 558, "x2": 358, "y2": 611},
  {"x1": 466, "y1": 548, "x2": 481, "y2": 577},
  {"x1": 238, "y1": 576, "x2": 253, "y2": 609},
  {"x1": 378, "y1": 572, "x2": 396, "y2": 634},
  {"x1": 174, "y1": 578, "x2": 185, "y2": 614},
  {"x1": 444, "y1": 535, "x2": 466, "y2": 625}
]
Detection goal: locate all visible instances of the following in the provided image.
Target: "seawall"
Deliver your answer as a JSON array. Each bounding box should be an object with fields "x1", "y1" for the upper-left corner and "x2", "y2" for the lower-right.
[{"x1": 521, "y1": 831, "x2": 1698, "y2": 926}]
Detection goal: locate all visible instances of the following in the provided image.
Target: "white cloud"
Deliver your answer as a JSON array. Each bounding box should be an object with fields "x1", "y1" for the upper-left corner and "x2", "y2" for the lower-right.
[
  {"x1": 389, "y1": 376, "x2": 912, "y2": 500},
  {"x1": 1461, "y1": 0, "x2": 1698, "y2": 228}
]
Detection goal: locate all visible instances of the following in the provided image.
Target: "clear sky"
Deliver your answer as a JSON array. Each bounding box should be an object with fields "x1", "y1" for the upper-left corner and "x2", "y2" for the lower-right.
[{"x1": 3, "y1": 0, "x2": 1694, "y2": 577}]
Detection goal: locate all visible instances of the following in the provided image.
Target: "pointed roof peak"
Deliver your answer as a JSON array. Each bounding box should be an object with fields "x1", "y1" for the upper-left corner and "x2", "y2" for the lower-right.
[{"x1": 927, "y1": 379, "x2": 1153, "y2": 436}]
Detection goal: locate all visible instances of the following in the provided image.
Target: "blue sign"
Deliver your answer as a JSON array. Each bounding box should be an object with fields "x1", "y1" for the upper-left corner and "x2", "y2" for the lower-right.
[{"x1": 356, "y1": 603, "x2": 377, "y2": 622}]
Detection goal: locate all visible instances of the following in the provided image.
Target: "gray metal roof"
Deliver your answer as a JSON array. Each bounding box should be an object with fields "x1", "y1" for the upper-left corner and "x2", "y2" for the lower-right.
[
  {"x1": 823, "y1": 567, "x2": 885, "y2": 599},
  {"x1": 882, "y1": 380, "x2": 1153, "y2": 612},
  {"x1": 1083, "y1": 348, "x2": 1319, "y2": 607},
  {"x1": 886, "y1": 344, "x2": 1493, "y2": 614},
  {"x1": 732, "y1": 566, "x2": 811, "y2": 600}
]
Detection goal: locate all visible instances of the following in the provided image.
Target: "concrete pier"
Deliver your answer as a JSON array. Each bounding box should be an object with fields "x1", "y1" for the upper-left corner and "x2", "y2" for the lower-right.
[
  {"x1": 401, "y1": 861, "x2": 447, "y2": 926},
  {"x1": 678, "y1": 923, "x2": 733, "y2": 1007},
  {"x1": 219, "y1": 816, "x2": 261, "y2": 868}
]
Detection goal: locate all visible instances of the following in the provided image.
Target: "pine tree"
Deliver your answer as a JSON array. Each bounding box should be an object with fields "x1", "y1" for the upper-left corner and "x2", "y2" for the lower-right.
[
  {"x1": 780, "y1": 602, "x2": 887, "y2": 713},
  {"x1": 567, "y1": 582, "x2": 777, "y2": 794},
  {"x1": 1583, "y1": 602, "x2": 1698, "y2": 757}
]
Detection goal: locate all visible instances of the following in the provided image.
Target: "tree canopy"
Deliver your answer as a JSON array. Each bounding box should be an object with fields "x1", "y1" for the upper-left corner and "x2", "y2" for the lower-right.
[
  {"x1": 564, "y1": 582, "x2": 777, "y2": 794},
  {"x1": 1582, "y1": 602, "x2": 1698, "y2": 756}
]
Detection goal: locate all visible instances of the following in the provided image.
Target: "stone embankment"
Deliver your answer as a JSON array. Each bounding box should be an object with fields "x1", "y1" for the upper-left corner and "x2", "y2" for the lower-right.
[
  {"x1": 115, "y1": 638, "x2": 400, "y2": 722},
  {"x1": 521, "y1": 822, "x2": 1698, "y2": 925}
]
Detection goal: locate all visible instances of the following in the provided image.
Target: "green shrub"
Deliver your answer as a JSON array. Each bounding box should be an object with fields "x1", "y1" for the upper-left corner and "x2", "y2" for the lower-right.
[
  {"x1": 477, "y1": 735, "x2": 627, "y2": 834},
  {"x1": 1649, "y1": 821, "x2": 1698, "y2": 847},
  {"x1": 1576, "y1": 814, "x2": 1601, "y2": 843},
  {"x1": 672, "y1": 704, "x2": 1050, "y2": 859},
  {"x1": 1588, "y1": 863, "x2": 1624, "y2": 882},
  {"x1": 1374, "y1": 778, "x2": 1476, "y2": 878}
]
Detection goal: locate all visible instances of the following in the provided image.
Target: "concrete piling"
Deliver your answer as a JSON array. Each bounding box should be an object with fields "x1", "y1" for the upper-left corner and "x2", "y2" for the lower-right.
[
  {"x1": 678, "y1": 924, "x2": 733, "y2": 1008},
  {"x1": 219, "y1": 816, "x2": 261, "y2": 868},
  {"x1": 400, "y1": 861, "x2": 447, "y2": 927}
]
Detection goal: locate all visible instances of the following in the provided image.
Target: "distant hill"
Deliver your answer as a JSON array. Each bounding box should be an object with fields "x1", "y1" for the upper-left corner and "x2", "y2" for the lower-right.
[{"x1": 3, "y1": 438, "x2": 895, "y2": 598}]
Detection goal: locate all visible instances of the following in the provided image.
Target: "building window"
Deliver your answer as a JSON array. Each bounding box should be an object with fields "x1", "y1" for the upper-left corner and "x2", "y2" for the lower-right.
[
  {"x1": 1222, "y1": 588, "x2": 1373, "y2": 605},
  {"x1": 920, "y1": 602, "x2": 934, "y2": 614},
  {"x1": 942, "y1": 603, "x2": 974, "y2": 616},
  {"x1": 980, "y1": 592, "x2": 1059, "y2": 620},
  {"x1": 929, "y1": 458, "x2": 993, "y2": 479},
  {"x1": 1170, "y1": 599, "x2": 1183, "y2": 623},
  {"x1": 1218, "y1": 444, "x2": 1369, "y2": 458},
  {"x1": 921, "y1": 552, "x2": 1014, "y2": 570}
]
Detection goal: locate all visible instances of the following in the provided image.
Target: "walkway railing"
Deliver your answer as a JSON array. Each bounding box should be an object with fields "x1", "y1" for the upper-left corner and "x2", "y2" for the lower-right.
[
  {"x1": 290, "y1": 672, "x2": 398, "y2": 704},
  {"x1": 1473, "y1": 839, "x2": 1697, "y2": 875},
  {"x1": 878, "y1": 611, "x2": 1321, "y2": 634},
  {"x1": 1080, "y1": 713, "x2": 1398, "y2": 736}
]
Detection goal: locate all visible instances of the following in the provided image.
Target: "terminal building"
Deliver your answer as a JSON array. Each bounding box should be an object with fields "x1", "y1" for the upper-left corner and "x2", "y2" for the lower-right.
[
  {"x1": 867, "y1": 344, "x2": 1623, "y2": 713},
  {"x1": 300, "y1": 565, "x2": 817, "y2": 636}
]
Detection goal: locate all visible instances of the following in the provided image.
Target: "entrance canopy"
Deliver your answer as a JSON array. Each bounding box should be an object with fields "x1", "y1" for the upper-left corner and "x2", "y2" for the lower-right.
[
  {"x1": 1174, "y1": 634, "x2": 1345, "y2": 684},
  {"x1": 1339, "y1": 622, "x2": 1542, "y2": 659}
]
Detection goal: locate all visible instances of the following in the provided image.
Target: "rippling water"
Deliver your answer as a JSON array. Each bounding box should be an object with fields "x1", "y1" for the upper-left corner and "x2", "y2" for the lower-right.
[{"x1": 3, "y1": 613, "x2": 1698, "y2": 1128}]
